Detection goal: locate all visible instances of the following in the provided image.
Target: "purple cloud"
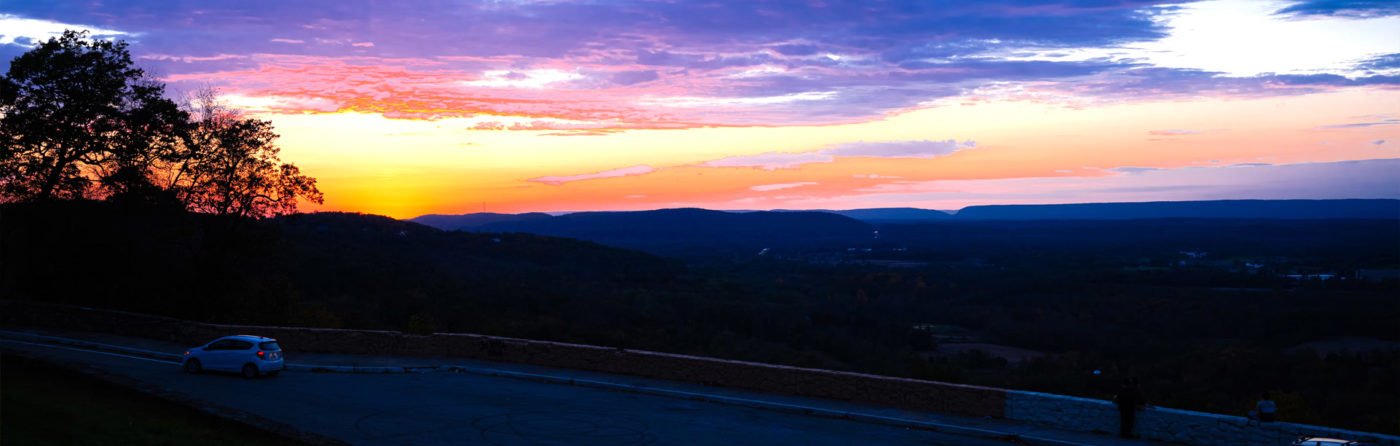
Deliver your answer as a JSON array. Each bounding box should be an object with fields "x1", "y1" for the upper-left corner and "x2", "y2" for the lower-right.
[
  {"x1": 2, "y1": 0, "x2": 1391, "y2": 129},
  {"x1": 1109, "y1": 167, "x2": 1162, "y2": 174},
  {"x1": 844, "y1": 159, "x2": 1400, "y2": 206},
  {"x1": 609, "y1": 70, "x2": 659, "y2": 86},
  {"x1": 1274, "y1": 0, "x2": 1400, "y2": 18},
  {"x1": 698, "y1": 138, "x2": 976, "y2": 170},
  {"x1": 1317, "y1": 119, "x2": 1400, "y2": 130},
  {"x1": 822, "y1": 139, "x2": 976, "y2": 158},
  {"x1": 699, "y1": 152, "x2": 835, "y2": 170},
  {"x1": 1032, "y1": 67, "x2": 1400, "y2": 104},
  {"x1": 1356, "y1": 53, "x2": 1400, "y2": 71}
]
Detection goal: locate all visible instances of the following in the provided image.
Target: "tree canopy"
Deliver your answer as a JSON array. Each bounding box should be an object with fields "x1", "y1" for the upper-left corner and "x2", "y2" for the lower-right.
[{"x1": 0, "y1": 30, "x2": 321, "y2": 217}]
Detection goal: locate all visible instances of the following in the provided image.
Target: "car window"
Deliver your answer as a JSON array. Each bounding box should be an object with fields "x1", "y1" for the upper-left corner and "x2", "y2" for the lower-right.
[
  {"x1": 208, "y1": 340, "x2": 234, "y2": 350},
  {"x1": 259, "y1": 341, "x2": 280, "y2": 351},
  {"x1": 229, "y1": 340, "x2": 254, "y2": 350}
]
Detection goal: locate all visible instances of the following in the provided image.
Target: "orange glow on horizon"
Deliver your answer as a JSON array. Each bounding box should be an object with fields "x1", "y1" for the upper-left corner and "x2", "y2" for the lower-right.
[{"x1": 265, "y1": 87, "x2": 1399, "y2": 219}]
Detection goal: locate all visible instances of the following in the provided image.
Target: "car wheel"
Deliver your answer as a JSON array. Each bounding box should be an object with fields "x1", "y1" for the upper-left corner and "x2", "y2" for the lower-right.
[
  {"x1": 242, "y1": 363, "x2": 259, "y2": 379},
  {"x1": 184, "y1": 359, "x2": 202, "y2": 374}
]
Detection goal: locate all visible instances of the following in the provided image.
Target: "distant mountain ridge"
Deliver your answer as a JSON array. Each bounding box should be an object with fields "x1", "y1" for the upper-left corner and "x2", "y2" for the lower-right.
[
  {"x1": 491, "y1": 207, "x2": 870, "y2": 242},
  {"x1": 953, "y1": 199, "x2": 1400, "y2": 220},
  {"x1": 409, "y1": 199, "x2": 1400, "y2": 230},
  {"x1": 815, "y1": 207, "x2": 954, "y2": 222},
  {"x1": 409, "y1": 212, "x2": 553, "y2": 230},
  {"x1": 411, "y1": 208, "x2": 873, "y2": 256}
]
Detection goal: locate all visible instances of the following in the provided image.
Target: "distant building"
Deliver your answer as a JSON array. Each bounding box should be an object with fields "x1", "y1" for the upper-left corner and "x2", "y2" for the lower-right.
[
  {"x1": 1179, "y1": 250, "x2": 1208, "y2": 259},
  {"x1": 1284, "y1": 273, "x2": 1339, "y2": 281},
  {"x1": 849, "y1": 259, "x2": 928, "y2": 268},
  {"x1": 1356, "y1": 269, "x2": 1400, "y2": 281}
]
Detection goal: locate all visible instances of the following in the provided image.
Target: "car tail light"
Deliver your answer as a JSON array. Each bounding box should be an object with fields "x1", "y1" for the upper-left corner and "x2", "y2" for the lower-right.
[{"x1": 257, "y1": 351, "x2": 265, "y2": 359}]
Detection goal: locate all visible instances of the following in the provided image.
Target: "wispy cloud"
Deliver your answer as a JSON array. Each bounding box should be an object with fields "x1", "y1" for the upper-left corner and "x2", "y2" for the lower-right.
[
  {"x1": 840, "y1": 159, "x2": 1400, "y2": 207},
  {"x1": 699, "y1": 152, "x2": 835, "y2": 170},
  {"x1": 699, "y1": 139, "x2": 977, "y2": 171},
  {"x1": 463, "y1": 69, "x2": 583, "y2": 89},
  {"x1": 2, "y1": 0, "x2": 1394, "y2": 131},
  {"x1": 1274, "y1": 0, "x2": 1400, "y2": 18},
  {"x1": 750, "y1": 182, "x2": 818, "y2": 192},
  {"x1": 0, "y1": 13, "x2": 129, "y2": 46},
  {"x1": 1148, "y1": 129, "x2": 1202, "y2": 136},
  {"x1": 527, "y1": 165, "x2": 657, "y2": 185},
  {"x1": 822, "y1": 139, "x2": 976, "y2": 159},
  {"x1": 140, "y1": 53, "x2": 247, "y2": 63},
  {"x1": 1316, "y1": 119, "x2": 1400, "y2": 130},
  {"x1": 1109, "y1": 166, "x2": 1163, "y2": 174}
]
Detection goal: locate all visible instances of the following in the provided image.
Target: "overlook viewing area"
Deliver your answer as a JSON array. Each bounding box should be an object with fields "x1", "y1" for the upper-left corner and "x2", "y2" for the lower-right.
[
  {"x1": 4, "y1": 300, "x2": 1396, "y2": 446},
  {"x1": 4, "y1": 4, "x2": 1399, "y2": 445}
]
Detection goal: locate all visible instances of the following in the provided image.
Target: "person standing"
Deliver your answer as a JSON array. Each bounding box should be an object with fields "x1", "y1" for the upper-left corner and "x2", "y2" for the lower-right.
[{"x1": 1114, "y1": 378, "x2": 1146, "y2": 438}]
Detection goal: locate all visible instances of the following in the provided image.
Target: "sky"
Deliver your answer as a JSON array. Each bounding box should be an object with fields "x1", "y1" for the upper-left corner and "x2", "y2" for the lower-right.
[{"x1": 2, "y1": 0, "x2": 1398, "y2": 218}]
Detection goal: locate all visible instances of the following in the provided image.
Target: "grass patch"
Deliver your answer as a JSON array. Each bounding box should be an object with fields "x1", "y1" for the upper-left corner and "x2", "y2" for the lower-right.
[{"x1": 1, "y1": 354, "x2": 305, "y2": 445}]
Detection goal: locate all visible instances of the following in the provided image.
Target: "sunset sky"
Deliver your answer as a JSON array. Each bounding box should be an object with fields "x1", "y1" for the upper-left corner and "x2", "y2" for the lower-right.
[{"x1": 2, "y1": 0, "x2": 1398, "y2": 218}]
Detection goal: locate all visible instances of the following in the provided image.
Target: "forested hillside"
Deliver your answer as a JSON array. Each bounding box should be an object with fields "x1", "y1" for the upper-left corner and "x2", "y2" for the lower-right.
[{"x1": 4, "y1": 200, "x2": 1397, "y2": 434}]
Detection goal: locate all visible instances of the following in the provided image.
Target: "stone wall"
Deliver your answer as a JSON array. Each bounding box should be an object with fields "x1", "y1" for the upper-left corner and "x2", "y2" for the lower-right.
[
  {"x1": 0, "y1": 300, "x2": 1005, "y2": 417},
  {"x1": 1006, "y1": 390, "x2": 1400, "y2": 446},
  {"x1": 5, "y1": 300, "x2": 1396, "y2": 446}
]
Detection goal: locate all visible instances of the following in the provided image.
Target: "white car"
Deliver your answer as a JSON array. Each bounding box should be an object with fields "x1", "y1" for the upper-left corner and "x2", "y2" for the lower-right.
[{"x1": 183, "y1": 335, "x2": 285, "y2": 378}]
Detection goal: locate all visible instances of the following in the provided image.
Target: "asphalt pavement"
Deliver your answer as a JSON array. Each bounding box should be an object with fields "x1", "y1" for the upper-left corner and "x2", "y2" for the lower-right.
[{"x1": 0, "y1": 326, "x2": 1167, "y2": 446}]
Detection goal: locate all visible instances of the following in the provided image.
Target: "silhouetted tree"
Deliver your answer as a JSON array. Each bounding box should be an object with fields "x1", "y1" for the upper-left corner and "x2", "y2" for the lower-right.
[
  {"x1": 170, "y1": 90, "x2": 323, "y2": 217},
  {"x1": 0, "y1": 30, "x2": 187, "y2": 202},
  {"x1": 1, "y1": 31, "x2": 322, "y2": 216}
]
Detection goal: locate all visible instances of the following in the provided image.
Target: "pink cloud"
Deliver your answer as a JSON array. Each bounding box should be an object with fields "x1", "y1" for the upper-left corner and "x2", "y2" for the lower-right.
[
  {"x1": 161, "y1": 55, "x2": 717, "y2": 127},
  {"x1": 527, "y1": 165, "x2": 657, "y2": 185},
  {"x1": 139, "y1": 53, "x2": 247, "y2": 63},
  {"x1": 538, "y1": 131, "x2": 619, "y2": 136},
  {"x1": 750, "y1": 182, "x2": 818, "y2": 191},
  {"x1": 12, "y1": 0, "x2": 1397, "y2": 133}
]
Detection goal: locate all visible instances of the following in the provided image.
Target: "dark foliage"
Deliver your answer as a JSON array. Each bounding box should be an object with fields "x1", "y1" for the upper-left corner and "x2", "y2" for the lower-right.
[
  {"x1": 3, "y1": 202, "x2": 1396, "y2": 433},
  {"x1": 0, "y1": 31, "x2": 321, "y2": 216},
  {"x1": 461, "y1": 208, "x2": 876, "y2": 259},
  {"x1": 0, "y1": 31, "x2": 184, "y2": 202}
]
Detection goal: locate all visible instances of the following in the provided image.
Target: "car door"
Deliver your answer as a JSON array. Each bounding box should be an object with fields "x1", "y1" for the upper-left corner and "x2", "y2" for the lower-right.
[
  {"x1": 203, "y1": 339, "x2": 236, "y2": 370},
  {"x1": 225, "y1": 340, "x2": 254, "y2": 369}
]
